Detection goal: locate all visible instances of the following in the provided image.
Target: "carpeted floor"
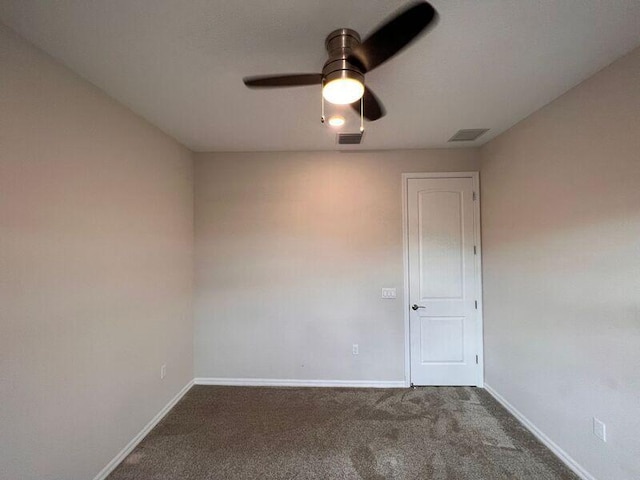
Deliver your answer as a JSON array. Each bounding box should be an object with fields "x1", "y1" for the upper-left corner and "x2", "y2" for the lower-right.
[{"x1": 108, "y1": 386, "x2": 578, "y2": 480}]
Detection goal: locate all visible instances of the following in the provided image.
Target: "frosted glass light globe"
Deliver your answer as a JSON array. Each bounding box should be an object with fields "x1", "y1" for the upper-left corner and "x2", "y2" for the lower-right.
[{"x1": 322, "y1": 78, "x2": 364, "y2": 105}]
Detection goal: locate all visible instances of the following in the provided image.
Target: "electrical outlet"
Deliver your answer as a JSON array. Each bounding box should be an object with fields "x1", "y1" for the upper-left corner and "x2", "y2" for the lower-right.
[
  {"x1": 593, "y1": 417, "x2": 606, "y2": 442},
  {"x1": 352, "y1": 344, "x2": 359, "y2": 355},
  {"x1": 160, "y1": 364, "x2": 167, "y2": 380}
]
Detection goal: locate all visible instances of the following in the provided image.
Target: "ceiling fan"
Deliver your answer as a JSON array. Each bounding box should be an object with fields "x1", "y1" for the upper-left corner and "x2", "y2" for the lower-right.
[{"x1": 243, "y1": 1, "x2": 438, "y2": 122}]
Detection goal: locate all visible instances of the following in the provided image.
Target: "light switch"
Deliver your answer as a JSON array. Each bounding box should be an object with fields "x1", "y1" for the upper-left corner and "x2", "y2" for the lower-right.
[{"x1": 381, "y1": 288, "x2": 397, "y2": 299}]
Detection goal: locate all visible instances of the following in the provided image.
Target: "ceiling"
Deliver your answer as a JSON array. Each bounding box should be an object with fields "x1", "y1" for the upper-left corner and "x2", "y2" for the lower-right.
[{"x1": 2, "y1": 1, "x2": 639, "y2": 152}]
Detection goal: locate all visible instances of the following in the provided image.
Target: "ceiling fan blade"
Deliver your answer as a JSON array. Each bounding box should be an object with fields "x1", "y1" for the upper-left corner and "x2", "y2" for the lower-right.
[
  {"x1": 348, "y1": 1, "x2": 438, "y2": 74},
  {"x1": 243, "y1": 74, "x2": 323, "y2": 88},
  {"x1": 350, "y1": 87, "x2": 386, "y2": 121}
]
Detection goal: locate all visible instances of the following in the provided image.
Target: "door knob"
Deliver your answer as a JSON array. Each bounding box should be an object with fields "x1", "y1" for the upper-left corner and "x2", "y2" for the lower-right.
[{"x1": 411, "y1": 304, "x2": 426, "y2": 310}]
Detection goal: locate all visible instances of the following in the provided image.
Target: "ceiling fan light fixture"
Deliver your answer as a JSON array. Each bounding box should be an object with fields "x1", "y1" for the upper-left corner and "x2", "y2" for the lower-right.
[
  {"x1": 323, "y1": 78, "x2": 364, "y2": 104},
  {"x1": 322, "y1": 70, "x2": 364, "y2": 105}
]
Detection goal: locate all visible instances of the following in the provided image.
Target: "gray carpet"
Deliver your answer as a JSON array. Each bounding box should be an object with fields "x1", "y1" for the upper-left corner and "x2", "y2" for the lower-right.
[{"x1": 108, "y1": 386, "x2": 578, "y2": 480}]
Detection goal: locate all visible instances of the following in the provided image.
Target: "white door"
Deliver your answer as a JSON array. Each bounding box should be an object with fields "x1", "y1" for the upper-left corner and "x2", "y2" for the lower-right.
[{"x1": 407, "y1": 175, "x2": 481, "y2": 386}]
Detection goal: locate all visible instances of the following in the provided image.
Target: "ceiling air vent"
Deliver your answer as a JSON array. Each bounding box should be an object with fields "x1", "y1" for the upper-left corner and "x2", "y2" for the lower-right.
[
  {"x1": 448, "y1": 128, "x2": 489, "y2": 142},
  {"x1": 337, "y1": 132, "x2": 363, "y2": 145}
]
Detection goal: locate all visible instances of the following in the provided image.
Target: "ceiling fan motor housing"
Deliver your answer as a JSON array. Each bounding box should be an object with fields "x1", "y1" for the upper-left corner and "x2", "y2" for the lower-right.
[{"x1": 322, "y1": 28, "x2": 364, "y2": 85}]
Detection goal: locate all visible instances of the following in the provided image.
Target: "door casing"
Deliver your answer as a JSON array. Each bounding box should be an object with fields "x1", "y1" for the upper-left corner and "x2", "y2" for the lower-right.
[{"x1": 402, "y1": 172, "x2": 484, "y2": 387}]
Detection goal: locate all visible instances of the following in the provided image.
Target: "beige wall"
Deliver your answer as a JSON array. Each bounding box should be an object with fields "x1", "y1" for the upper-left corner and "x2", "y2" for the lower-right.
[
  {"x1": 0, "y1": 24, "x2": 194, "y2": 480},
  {"x1": 194, "y1": 150, "x2": 480, "y2": 382},
  {"x1": 480, "y1": 46, "x2": 640, "y2": 480}
]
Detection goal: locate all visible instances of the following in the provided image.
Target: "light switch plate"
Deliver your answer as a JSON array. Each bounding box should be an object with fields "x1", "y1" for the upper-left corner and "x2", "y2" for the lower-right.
[{"x1": 381, "y1": 288, "x2": 397, "y2": 299}]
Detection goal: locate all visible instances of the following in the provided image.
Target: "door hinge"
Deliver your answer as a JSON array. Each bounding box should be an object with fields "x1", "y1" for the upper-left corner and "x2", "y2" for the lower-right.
[
  {"x1": 476, "y1": 355, "x2": 479, "y2": 364},
  {"x1": 475, "y1": 300, "x2": 478, "y2": 309},
  {"x1": 472, "y1": 191, "x2": 477, "y2": 201},
  {"x1": 473, "y1": 245, "x2": 477, "y2": 255}
]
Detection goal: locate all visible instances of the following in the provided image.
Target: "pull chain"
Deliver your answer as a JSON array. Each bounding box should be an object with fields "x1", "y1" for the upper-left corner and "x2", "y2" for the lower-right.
[
  {"x1": 321, "y1": 82, "x2": 325, "y2": 124},
  {"x1": 360, "y1": 95, "x2": 364, "y2": 133}
]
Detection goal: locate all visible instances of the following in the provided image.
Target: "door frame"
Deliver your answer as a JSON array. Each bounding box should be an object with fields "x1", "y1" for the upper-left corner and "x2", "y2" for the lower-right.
[{"x1": 401, "y1": 172, "x2": 484, "y2": 387}]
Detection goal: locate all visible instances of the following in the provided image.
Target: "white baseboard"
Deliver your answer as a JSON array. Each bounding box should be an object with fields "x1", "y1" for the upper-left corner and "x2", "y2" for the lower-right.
[
  {"x1": 93, "y1": 380, "x2": 194, "y2": 480},
  {"x1": 484, "y1": 384, "x2": 596, "y2": 480},
  {"x1": 194, "y1": 377, "x2": 406, "y2": 388}
]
